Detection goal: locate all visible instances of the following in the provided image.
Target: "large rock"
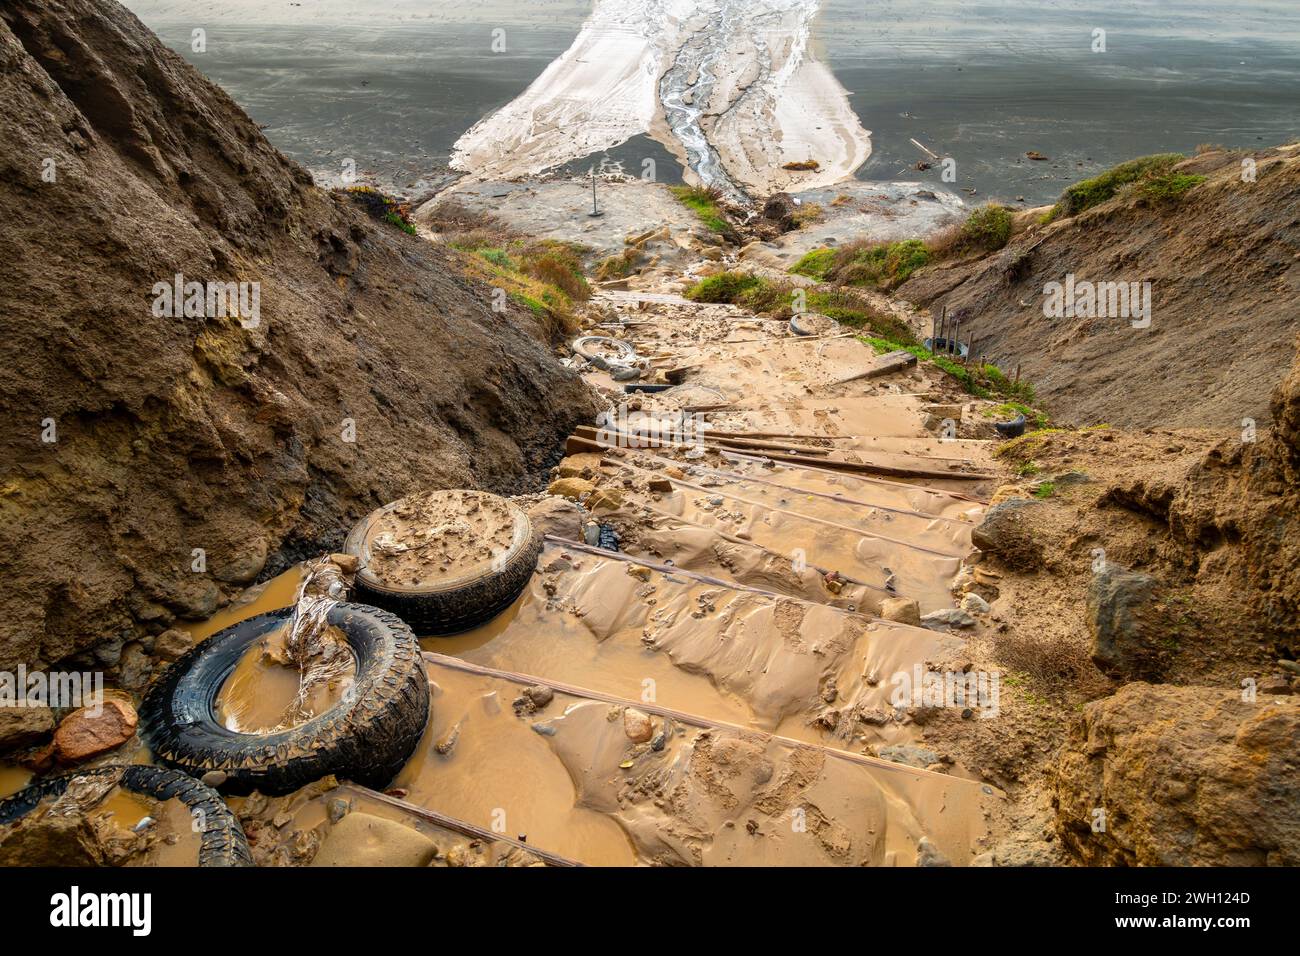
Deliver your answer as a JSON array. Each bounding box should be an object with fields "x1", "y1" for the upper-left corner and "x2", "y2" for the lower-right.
[
  {"x1": 970, "y1": 499, "x2": 1044, "y2": 570},
  {"x1": 1052, "y1": 683, "x2": 1300, "y2": 865},
  {"x1": 310, "y1": 811, "x2": 437, "y2": 867},
  {"x1": 0, "y1": 705, "x2": 55, "y2": 752},
  {"x1": 0, "y1": 810, "x2": 105, "y2": 867},
  {"x1": 879, "y1": 597, "x2": 922, "y2": 626},
  {"x1": 52, "y1": 698, "x2": 138, "y2": 764},
  {"x1": 1087, "y1": 566, "x2": 1167, "y2": 680}
]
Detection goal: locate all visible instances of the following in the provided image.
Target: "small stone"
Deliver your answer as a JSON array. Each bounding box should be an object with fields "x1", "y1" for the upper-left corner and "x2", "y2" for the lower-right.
[
  {"x1": 623, "y1": 708, "x2": 654, "y2": 743},
  {"x1": 916, "y1": 836, "x2": 952, "y2": 866},
  {"x1": 1278, "y1": 660, "x2": 1300, "y2": 676},
  {"x1": 877, "y1": 744, "x2": 941, "y2": 768},
  {"x1": 960, "y1": 592, "x2": 991, "y2": 615},
  {"x1": 200, "y1": 770, "x2": 228, "y2": 788},
  {"x1": 155, "y1": 628, "x2": 196, "y2": 662},
  {"x1": 330, "y1": 552, "x2": 360, "y2": 574},
  {"x1": 648, "y1": 477, "x2": 674, "y2": 493},
  {"x1": 434, "y1": 720, "x2": 462, "y2": 755},
  {"x1": 327, "y1": 798, "x2": 351, "y2": 824},
  {"x1": 1258, "y1": 675, "x2": 1294, "y2": 696}
]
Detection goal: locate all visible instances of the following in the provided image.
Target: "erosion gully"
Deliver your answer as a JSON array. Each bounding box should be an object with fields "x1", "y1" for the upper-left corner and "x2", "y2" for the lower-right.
[{"x1": 5, "y1": 276, "x2": 1005, "y2": 866}]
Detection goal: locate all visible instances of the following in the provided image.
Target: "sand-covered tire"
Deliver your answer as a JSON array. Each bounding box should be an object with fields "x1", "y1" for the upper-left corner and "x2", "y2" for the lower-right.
[
  {"x1": 0, "y1": 765, "x2": 252, "y2": 867},
  {"x1": 344, "y1": 490, "x2": 542, "y2": 635},
  {"x1": 789, "y1": 312, "x2": 837, "y2": 336},
  {"x1": 571, "y1": 335, "x2": 637, "y2": 369},
  {"x1": 141, "y1": 603, "x2": 428, "y2": 796}
]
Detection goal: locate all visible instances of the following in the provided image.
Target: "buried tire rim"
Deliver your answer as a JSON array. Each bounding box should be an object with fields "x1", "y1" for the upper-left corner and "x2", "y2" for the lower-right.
[
  {"x1": 141, "y1": 603, "x2": 429, "y2": 796},
  {"x1": 0, "y1": 765, "x2": 253, "y2": 867},
  {"x1": 344, "y1": 489, "x2": 543, "y2": 635}
]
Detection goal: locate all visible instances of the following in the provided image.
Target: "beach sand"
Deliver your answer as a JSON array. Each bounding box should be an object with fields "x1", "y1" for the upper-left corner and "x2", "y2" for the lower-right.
[{"x1": 450, "y1": 0, "x2": 872, "y2": 198}]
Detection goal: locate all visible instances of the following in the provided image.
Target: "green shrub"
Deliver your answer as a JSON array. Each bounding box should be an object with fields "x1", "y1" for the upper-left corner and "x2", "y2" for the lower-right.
[
  {"x1": 1138, "y1": 173, "x2": 1206, "y2": 203},
  {"x1": 790, "y1": 247, "x2": 836, "y2": 280},
  {"x1": 685, "y1": 271, "x2": 762, "y2": 303},
  {"x1": 670, "y1": 185, "x2": 733, "y2": 236},
  {"x1": 1047, "y1": 153, "x2": 1185, "y2": 220},
  {"x1": 958, "y1": 204, "x2": 1013, "y2": 251}
]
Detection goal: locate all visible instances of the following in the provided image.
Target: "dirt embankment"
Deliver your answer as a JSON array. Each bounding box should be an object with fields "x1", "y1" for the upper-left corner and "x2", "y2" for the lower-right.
[
  {"x1": 896, "y1": 145, "x2": 1300, "y2": 430},
  {"x1": 0, "y1": 0, "x2": 598, "y2": 672}
]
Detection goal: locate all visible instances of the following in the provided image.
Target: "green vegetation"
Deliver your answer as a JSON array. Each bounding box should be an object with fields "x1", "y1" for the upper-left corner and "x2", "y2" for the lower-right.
[
  {"x1": 345, "y1": 185, "x2": 418, "y2": 235},
  {"x1": 790, "y1": 247, "x2": 836, "y2": 281},
  {"x1": 1138, "y1": 172, "x2": 1207, "y2": 203},
  {"x1": 955, "y1": 204, "x2": 1013, "y2": 252},
  {"x1": 685, "y1": 271, "x2": 915, "y2": 342},
  {"x1": 1033, "y1": 481, "x2": 1056, "y2": 499},
  {"x1": 1016, "y1": 461, "x2": 1040, "y2": 477},
  {"x1": 858, "y1": 334, "x2": 1043, "y2": 409},
  {"x1": 1044, "y1": 153, "x2": 1185, "y2": 221},
  {"x1": 451, "y1": 236, "x2": 591, "y2": 338},
  {"x1": 669, "y1": 185, "x2": 734, "y2": 237}
]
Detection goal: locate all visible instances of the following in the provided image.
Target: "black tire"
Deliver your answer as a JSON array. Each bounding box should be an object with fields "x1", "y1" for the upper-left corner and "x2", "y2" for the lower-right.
[
  {"x1": 0, "y1": 765, "x2": 252, "y2": 867},
  {"x1": 141, "y1": 603, "x2": 429, "y2": 797},
  {"x1": 344, "y1": 501, "x2": 542, "y2": 636}
]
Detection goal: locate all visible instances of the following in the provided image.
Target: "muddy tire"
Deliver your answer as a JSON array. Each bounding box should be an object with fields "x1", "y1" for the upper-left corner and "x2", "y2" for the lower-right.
[
  {"x1": 344, "y1": 492, "x2": 542, "y2": 635},
  {"x1": 141, "y1": 603, "x2": 428, "y2": 796},
  {"x1": 0, "y1": 765, "x2": 253, "y2": 867}
]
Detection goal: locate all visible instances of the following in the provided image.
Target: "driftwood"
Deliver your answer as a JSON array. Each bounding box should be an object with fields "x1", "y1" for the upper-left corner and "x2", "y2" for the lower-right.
[{"x1": 829, "y1": 349, "x2": 918, "y2": 387}]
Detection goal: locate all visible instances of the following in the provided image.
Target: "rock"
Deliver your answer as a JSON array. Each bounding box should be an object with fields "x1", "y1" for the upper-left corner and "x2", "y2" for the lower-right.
[
  {"x1": 546, "y1": 477, "x2": 596, "y2": 502},
  {"x1": 200, "y1": 770, "x2": 228, "y2": 788},
  {"x1": 647, "y1": 477, "x2": 674, "y2": 493},
  {"x1": 53, "y1": 698, "x2": 138, "y2": 764},
  {"x1": 0, "y1": 705, "x2": 56, "y2": 753},
  {"x1": 327, "y1": 798, "x2": 351, "y2": 824},
  {"x1": 0, "y1": 810, "x2": 105, "y2": 866},
  {"x1": 920, "y1": 608, "x2": 977, "y2": 630},
  {"x1": 310, "y1": 812, "x2": 437, "y2": 867},
  {"x1": 527, "y1": 497, "x2": 584, "y2": 540},
  {"x1": 1278, "y1": 660, "x2": 1300, "y2": 676},
  {"x1": 971, "y1": 498, "x2": 1044, "y2": 569},
  {"x1": 877, "y1": 744, "x2": 941, "y2": 768},
  {"x1": 1258, "y1": 675, "x2": 1294, "y2": 695},
  {"x1": 116, "y1": 641, "x2": 153, "y2": 691},
  {"x1": 168, "y1": 576, "x2": 221, "y2": 620},
  {"x1": 761, "y1": 192, "x2": 798, "y2": 231},
  {"x1": 1087, "y1": 566, "x2": 1166, "y2": 680},
  {"x1": 1052, "y1": 683, "x2": 1300, "y2": 865},
  {"x1": 514, "y1": 684, "x2": 554, "y2": 716},
  {"x1": 587, "y1": 487, "x2": 624, "y2": 511},
  {"x1": 960, "y1": 592, "x2": 991, "y2": 615},
  {"x1": 556, "y1": 453, "x2": 603, "y2": 480},
  {"x1": 916, "y1": 836, "x2": 951, "y2": 866},
  {"x1": 623, "y1": 708, "x2": 654, "y2": 743},
  {"x1": 878, "y1": 597, "x2": 922, "y2": 626},
  {"x1": 154, "y1": 628, "x2": 196, "y2": 662},
  {"x1": 434, "y1": 720, "x2": 462, "y2": 755},
  {"x1": 329, "y1": 552, "x2": 360, "y2": 575},
  {"x1": 212, "y1": 535, "x2": 269, "y2": 584}
]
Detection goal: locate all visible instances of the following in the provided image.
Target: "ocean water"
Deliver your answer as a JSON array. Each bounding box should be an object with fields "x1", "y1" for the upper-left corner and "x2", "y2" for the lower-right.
[{"x1": 139, "y1": 2, "x2": 1300, "y2": 204}]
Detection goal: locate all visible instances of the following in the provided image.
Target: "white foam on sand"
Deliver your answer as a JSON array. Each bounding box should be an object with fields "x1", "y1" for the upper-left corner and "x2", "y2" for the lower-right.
[{"x1": 451, "y1": 0, "x2": 872, "y2": 198}]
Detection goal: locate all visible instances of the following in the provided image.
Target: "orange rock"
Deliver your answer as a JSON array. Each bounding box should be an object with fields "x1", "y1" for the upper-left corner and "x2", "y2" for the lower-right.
[{"x1": 53, "y1": 698, "x2": 138, "y2": 764}]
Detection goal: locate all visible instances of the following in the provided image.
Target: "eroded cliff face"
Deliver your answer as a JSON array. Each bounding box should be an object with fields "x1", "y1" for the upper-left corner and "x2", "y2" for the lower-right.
[{"x1": 0, "y1": 0, "x2": 598, "y2": 670}]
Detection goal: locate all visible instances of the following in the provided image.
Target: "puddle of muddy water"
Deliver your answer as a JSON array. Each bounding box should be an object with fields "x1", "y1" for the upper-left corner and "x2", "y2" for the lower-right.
[
  {"x1": 189, "y1": 565, "x2": 304, "y2": 642},
  {"x1": 0, "y1": 765, "x2": 32, "y2": 799},
  {"x1": 214, "y1": 622, "x2": 357, "y2": 734}
]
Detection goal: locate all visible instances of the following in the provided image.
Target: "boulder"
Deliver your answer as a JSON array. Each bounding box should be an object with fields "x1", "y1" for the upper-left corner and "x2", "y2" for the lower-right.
[
  {"x1": 546, "y1": 477, "x2": 595, "y2": 502},
  {"x1": 1052, "y1": 683, "x2": 1300, "y2": 865},
  {"x1": 556, "y1": 453, "x2": 603, "y2": 480},
  {"x1": 1087, "y1": 566, "x2": 1166, "y2": 680},
  {"x1": 526, "y1": 497, "x2": 584, "y2": 540},
  {"x1": 310, "y1": 812, "x2": 437, "y2": 867},
  {"x1": 920, "y1": 608, "x2": 976, "y2": 630},
  {"x1": 971, "y1": 498, "x2": 1044, "y2": 570},
  {"x1": 0, "y1": 810, "x2": 106, "y2": 867},
  {"x1": 0, "y1": 705, "x2": 56, "y2": 753},
  {"x1": 879, "y1": 597, "x2": 922, "y2": 626},
  {"x1": 53, "y1": 698, "x2": 138, "y2": 764}
]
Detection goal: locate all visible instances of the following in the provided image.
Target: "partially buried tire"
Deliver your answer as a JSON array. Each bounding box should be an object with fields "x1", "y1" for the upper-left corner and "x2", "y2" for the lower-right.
[
  {"x1": 0, "y1": 765, "x2": 252, "y2": 867},
  {"x1": 344, "y1": 489, "x2": 542, "y2": 635},
  {"x1": 141, "y1": 603, "x2": 429, "y2": 796}
]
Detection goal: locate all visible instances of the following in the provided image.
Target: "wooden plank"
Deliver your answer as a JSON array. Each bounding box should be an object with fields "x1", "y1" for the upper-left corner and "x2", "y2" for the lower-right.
[{"x1": 829, "y1": 349, "x2": 918, "y2": 386}]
